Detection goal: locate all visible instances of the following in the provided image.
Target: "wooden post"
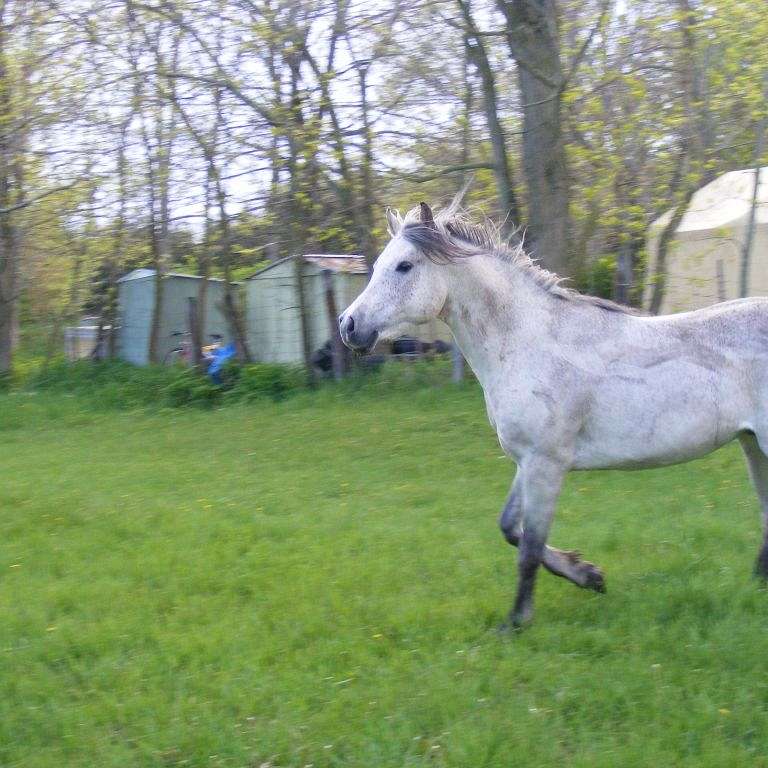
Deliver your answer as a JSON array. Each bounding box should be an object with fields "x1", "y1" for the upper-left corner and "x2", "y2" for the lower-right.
[
  {"x1": 715, "y1": 258, "x2": 726, "y2": 303},
  {"x1": 188, "y1": 296, "x2": 202, "y2": 369},
  {"x1": 295, "y1": 256, "x2": 318, "y2": 388},
  {"x1": 322, "y1": 268, "x2": 346, "y2": 380},
  {"x1": 452, "y1": 343, "x2": 465, "y2": 383},
  {"x1": 740, "y1": 161, "x2": 764, "y2": 298}
]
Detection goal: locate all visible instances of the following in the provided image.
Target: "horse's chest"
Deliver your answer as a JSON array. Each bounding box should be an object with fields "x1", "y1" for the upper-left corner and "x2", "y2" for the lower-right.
[{"x1": 484, "y1": 382, "x2": 568, "y2": 460}]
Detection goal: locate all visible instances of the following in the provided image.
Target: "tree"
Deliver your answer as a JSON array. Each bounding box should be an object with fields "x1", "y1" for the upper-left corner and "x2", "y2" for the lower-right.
[{"x1": 495, "y1": 0, "x2": 570, "y2": 272}]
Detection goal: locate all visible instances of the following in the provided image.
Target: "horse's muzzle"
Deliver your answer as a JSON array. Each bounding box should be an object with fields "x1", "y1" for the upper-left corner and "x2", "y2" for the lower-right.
[{"x1": 339, "y1": 312, "x2": 379, "y2": 353}]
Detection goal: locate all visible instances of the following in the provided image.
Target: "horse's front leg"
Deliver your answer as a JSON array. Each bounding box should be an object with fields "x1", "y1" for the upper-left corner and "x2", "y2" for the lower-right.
[
  {"x1": 499, "y1": 474, "x2": 605, "y2": 593},
  {"x1": 507, "y1": 456, "x2": 567, "y2": 628}
]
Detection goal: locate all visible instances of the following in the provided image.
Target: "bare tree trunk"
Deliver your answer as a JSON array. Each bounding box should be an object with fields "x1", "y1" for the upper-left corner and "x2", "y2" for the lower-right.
[
  {"x1": 649, "y1": 172, "x2": 696, "y2": 315},
  {"x1": 0, "y1": 163, "x2": 17, "y2": 377},
  {"x1": 740, "y1": 120, "x2": 766, "y2": 298},
  {"x1": 496, "y1": 0, "x2": 569, "y2": 273},
  {"x1": 213, "y1": 174, "x2": 252, "y2": 362},
  {"x1": 451, "y1": 51, "x2": 475, "y2": 384},
  {"x1": 0, "y1": 215, "x2": 17, "y2": 377},
  {"x1": 613, "y1": 172, "x2": 645, "y2": 307},
  {"x1": 299, "y1": 10, "x2": 374, "y2": 267},
  {"x1": 147, "y1": 214, "x2": 165, "y2": 364},
  {"x1": 285, "y1": 50, "x2": 317, "y2": 387},
  {"x1": 131, "y1": 42, "x2": 165, "y2": 364},
  {"x1": 107, "y1": 119, "x2": 131, "y2": 359},
  {"x1": 0, "y1": 9, "x2": 17, "y2": 377},
  {"x1": 294, "y1": 256, "x2": 316, "y2": 388},
  {"x1": 188, "y1": 296, "x2": 201, "y2": 368},
  {"x1": 322, "y1": 268, "x2": 346, "y2": 381},
  {"x1": 194, "y1": 167, "x2": 213, "y2": 370},
  {"x1": 357, "y1": 62, "x2": 377, "y2": 271},
  {"x1": 716, "y1": 258, "x2": 726, "y2": 302},
  {"x1": 458, "y1": 0, "x2": 522, "y2": 234},
  {"x1": 649, "y1": 2, "x2": 716, "y2": 313}
]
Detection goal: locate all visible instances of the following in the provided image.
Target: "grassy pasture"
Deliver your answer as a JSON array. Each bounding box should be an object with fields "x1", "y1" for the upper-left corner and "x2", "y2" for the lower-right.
[{"x1": 2, "y1": 384, "x2": 768, "y2": 767}]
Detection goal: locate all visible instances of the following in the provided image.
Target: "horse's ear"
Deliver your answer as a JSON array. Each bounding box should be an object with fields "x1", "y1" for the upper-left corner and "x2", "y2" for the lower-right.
[
  {"x1": 419, "y1": 202, "x2": 436, "y2": 230},
  {"x1": 386, "y1": 207, "x2": 401, "y2": 236}
]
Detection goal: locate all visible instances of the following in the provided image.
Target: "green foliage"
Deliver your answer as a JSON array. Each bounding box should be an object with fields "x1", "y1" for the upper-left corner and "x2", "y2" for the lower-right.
[
  {"x1": 225, "y1": 362, "x2": 306, "y2": 402},
  {"x1": 163, "y1": 369, "x2": 222, "y2": 408},
  {"x1": 574, "y1": 255, "x2": 617, "y2": 300},
  {"x1": 29, "y1": 359, "x2": 190, "y2": 410},
  {"x1": 351, "y1": 357, "x2": 458, "y2": 394},
  {"x1": 20, "y1": 357, "x2": 462, "y2": 411},
  {"x1": 2, "y1": 387, "x2": 768, "y2": 766}
]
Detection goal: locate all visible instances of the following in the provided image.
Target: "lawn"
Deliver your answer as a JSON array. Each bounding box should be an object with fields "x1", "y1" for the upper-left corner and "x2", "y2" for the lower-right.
[{"x1": 2, "y1": 383, "x2": 768, "y2": 767}]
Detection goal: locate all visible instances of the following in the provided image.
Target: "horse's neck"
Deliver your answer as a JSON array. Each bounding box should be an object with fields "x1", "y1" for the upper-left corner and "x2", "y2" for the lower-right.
[{"x1": 442, "y1": 256, "x2": 544, "y2": 386}]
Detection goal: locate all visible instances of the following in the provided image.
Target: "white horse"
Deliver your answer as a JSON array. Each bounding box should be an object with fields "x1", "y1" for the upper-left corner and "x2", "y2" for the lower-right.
[{"x1": 340, "y1": 201, "x2": 768, "y2": 628}]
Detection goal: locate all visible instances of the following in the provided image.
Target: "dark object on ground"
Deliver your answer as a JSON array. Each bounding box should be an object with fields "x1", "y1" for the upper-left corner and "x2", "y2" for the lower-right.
[
  {"x1": 357, "y1": 353, "x2": 386, "y2": 371},
  {"x1": 311, "y1": 340, "x2": 334, "y2": 374},
  {"x1": 313, "y1": 336, "x2": 442, "y2": 376},
  {"x1": 392, "y1": 336, "x2": 422, "y2": 356},
  {"x1": 392, "y1": 336, "x2": 452, "y2": 357},
  {"x1": 313, "y1": 338, "x2": 385, "y2": 375}
]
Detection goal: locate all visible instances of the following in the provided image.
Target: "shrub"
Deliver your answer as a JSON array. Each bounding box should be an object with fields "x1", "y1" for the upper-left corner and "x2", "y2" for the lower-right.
[
  {"x1": 18, "y1": 354, "x2": 466, "y2": 411},
  {"x1": 575, "y1": 255, "x2": 616, "y2": 299},
  {"x1": 30, "y1": 359, "x2": 187, "y2": 409},
  {"x1": 226, "y1": 363, "x2": 305, "y2": 402},
  {"x1": 163, "y1": 370, "x2": 222, "y2": 408}
]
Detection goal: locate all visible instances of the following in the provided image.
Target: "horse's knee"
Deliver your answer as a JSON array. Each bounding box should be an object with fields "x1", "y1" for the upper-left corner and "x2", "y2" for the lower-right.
[
  {"x1": 499, "y1": 514, "x2": 519, "y2": 546},
  {"x1": 498, "y1": 484, "x2": 522, "y2": 546}
]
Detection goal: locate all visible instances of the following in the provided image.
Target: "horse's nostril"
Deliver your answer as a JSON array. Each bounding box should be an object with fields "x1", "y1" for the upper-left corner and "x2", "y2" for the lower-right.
[{"x1": 347, "y1": 315, "x2": 355, "y2": 333}]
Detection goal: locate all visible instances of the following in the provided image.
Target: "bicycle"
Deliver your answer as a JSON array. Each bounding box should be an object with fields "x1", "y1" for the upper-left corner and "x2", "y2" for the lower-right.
[{"x1": 164, "y1": 332, "x2": 223, "y2": 366}]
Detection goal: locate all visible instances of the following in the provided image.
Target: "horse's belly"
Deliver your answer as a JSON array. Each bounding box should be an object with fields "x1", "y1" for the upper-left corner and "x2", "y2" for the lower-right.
[
  {"x1": 572, "y1": 429, "x2": 735, "y2": 470},
  {"x1": 572, "y1": 376, "x2": 749, "y2": 470}
]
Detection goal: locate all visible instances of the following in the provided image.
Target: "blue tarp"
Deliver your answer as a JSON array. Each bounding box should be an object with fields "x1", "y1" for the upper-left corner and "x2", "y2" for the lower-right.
[{"x1": 207, "y1": 343, "x2": 236, "y2": 382}]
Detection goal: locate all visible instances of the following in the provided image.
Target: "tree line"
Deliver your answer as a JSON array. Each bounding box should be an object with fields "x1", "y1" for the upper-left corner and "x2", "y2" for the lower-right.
[{"x1": 1, "y1": 0, "x2": 766, "y2": 377}]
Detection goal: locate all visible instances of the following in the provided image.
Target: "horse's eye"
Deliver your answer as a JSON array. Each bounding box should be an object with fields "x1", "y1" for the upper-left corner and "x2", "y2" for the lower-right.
[{"x1": 395, "y1": 261, "x2": 413, "y2": 274}]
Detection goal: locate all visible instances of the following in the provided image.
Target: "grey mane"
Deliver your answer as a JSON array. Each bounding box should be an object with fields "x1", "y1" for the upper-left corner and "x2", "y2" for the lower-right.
[{"x1": 397, "y1": 204, "x2": 640, "y2": 316}]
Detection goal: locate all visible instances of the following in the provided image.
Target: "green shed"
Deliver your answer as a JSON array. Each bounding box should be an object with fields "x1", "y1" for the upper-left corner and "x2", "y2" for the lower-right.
[
  {"x1": 117, "y1": 269, "x2": 232, "y2": 366},
  {"x1": 245, "y1": 254, "x2": 451, "y2": 364}
]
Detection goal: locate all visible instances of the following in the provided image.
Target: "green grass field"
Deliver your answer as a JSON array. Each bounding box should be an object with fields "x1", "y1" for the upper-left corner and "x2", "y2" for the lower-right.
[{"x1": 3, "y1": 383, "x2": 768, "y2": 767}]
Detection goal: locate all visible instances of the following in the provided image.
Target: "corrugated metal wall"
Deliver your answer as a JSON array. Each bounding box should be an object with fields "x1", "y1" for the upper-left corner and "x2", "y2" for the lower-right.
[
  {"x1": 117, "y1": 277, "x2": 154, "y2": 365},
  {"x1": 246, "y1": 260, "x2": 360, "y2": 364},
  {"x1": 117, "y1": 276, "x2": 232, "y2": 365},
  {"x1": 245, "y1": 258, "x2": 451, "y2": 364}
]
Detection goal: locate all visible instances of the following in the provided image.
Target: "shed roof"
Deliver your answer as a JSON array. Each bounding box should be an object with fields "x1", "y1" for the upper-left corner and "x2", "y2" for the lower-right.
[
  {"x1": 246, "y1": 254, "x2": 367, "y2": 280},
  {"x1": 117, "y1": 268, "x2": 226, "y2": 283},
  {"x1": 651, "y1": 167, "x2": 768, "y2": 233}
]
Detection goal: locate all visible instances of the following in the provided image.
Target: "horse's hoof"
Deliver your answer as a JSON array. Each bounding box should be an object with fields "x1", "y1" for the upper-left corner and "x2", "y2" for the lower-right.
[
  {"x1": 499, "y1": 605, "x2": 534, "y2": 633},
  {"x1": 497, "y1": 619, "x2": 529, "y2": 635},
  {"x1": 583, "y1": 564, "x2": 606, "y2": 594},
  {"x1": 496, "y1": 620, "x2": 522, "y2": 636}
]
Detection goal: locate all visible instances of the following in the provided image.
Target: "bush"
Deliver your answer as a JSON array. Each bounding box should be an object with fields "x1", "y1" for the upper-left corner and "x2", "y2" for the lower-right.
[
  {"x1": 30, "y1": 359, "x2": 188, "y2": 409},
  {"x1": 17, "y1": 354, "x2": 466, "y2": 411},
  {"x1": 163, "y1": 370, "x2": 222, "y2": 408},
  {"x1": 575, "y1": 255, "x2": 616, "y2": 299},
  {"x1": 226, "y1": 363, "x2": 305, "y2": 402}
]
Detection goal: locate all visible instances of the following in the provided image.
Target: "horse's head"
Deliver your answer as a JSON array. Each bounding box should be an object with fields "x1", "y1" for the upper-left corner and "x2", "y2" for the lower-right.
[{"x1": 339, "y1": 203, "x2": 449, "y2": 353}]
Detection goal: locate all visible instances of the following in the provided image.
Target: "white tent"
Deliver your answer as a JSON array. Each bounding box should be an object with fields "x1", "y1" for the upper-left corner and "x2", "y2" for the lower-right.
[{"x1": 645, "y1": 168, "x2": 768, "y2": 314}]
